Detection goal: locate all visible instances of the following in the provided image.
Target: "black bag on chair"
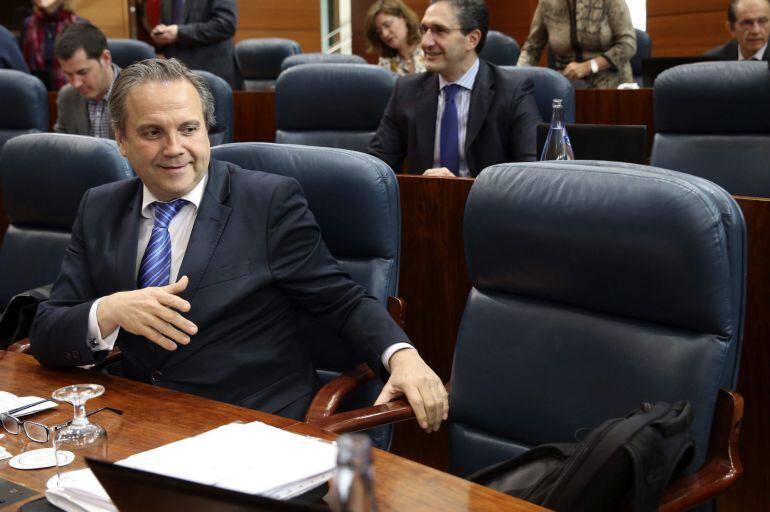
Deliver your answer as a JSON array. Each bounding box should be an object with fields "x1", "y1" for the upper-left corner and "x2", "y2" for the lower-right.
[{"x1": 468, "y1": 401, "x2": 695, "y2": 512}]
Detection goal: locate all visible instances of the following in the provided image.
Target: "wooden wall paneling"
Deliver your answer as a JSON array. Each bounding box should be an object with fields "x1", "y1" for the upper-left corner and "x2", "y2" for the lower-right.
[
  {"x1": 71, "y1": 0, "x2": 130, "y2": 38},
  {"x1": 231, "y1": 91, "x2": 276, "y2": 143},
  {"x1": 236, "y1": 0, "x2": 321, "y2": 52},
  {"x1": 486, "y1": 0, "x2": 540, "y2": 50},
  {"x1": 718, "y1": 197, "x2": 770, "y2": 511},
  {"x1": 647, "y1": 0, "x2": 727, "y2": 17},
  {"x1": 648, "y1": 9, "x2": 727, "y2": 56}
]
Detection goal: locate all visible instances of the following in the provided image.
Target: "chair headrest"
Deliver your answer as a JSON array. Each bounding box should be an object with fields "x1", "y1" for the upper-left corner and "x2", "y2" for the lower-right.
[
  {"x1": 500, "y1": 66, "x2": 575, "y2": 123},
  {"x1": 655, "y1": 61, "x2": 770, "y2": 133},
  {"x1": 211, "y1": 142, "x2": 399, "y2": 259},
  {"x1": 465, "y1": 161, "x2": 743, "y2": 335},
  {"x1": 275, "y1": 64, "x2": 395, "y2": 130},
  {"x1": 106, "y1": 39, "x2": 155, "y2": 68},
  {"x1": 0, "y1": 70, "x2": 48, "y2": 131},
  {"x1": 236, "y1": 38, "x2": 301, "y2": 79},
  {"x1": 0, "y1": 134, "x2": 132, "y2": 228},
  {"x1": 479, "y1": 31, "x2": 520, "y2": 66},
  {"x1": 193, "y1": 69, "x2": 233, "y2": 144},
  {"x1": 280, "y1": 53, "x2": 366, "y2": 71}
]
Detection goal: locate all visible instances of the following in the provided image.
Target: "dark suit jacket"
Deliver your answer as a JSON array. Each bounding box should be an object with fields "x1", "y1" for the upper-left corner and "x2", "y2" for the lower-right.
[
  {"x1": 368, "y1": 59, "x2": 542, "y2": 176},
  {"x1": 0, "y1": 25, "x2": 28, "y2": 72},
  {"x1": 160, "y1": 0, "x2": 238, "y2": 87},
  {"x1": 30, "y1": 160, "x2": 406, "y2": 419},
  {"x1": 703, "y1": 40, "x2": 770, "y2": 61}
]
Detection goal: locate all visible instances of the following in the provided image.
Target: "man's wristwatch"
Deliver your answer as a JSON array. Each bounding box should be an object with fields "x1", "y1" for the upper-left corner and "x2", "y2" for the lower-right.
[{"x1": 589, "y1": 58, "x2": 599, "y2": 74}]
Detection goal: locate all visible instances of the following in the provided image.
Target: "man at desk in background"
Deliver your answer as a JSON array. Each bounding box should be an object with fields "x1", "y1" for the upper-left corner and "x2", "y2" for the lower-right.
[
  {"x1": 705, "y1": 0, "x2": 770, "y2": 61},
  {"x1": 368, "y1": 0, "x2": 541, "y2": 178},
  {"x1": 53, "y1": 22, "x2": 119, "y2": 139},
  {"x1": 30, "y1": 58, "x2": 448, "y2": 432},
  {"x1": 149, "y1": 0, "x2": 238, "y2": 88}
]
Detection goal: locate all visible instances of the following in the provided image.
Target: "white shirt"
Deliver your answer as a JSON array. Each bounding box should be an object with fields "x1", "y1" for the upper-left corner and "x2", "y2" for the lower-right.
[
  {"x1": 86, "y1": 174, "x2": 411, "y2": 371},
  {"x1": 432, "y1": 58, "x2": 480, "y2": 177},
  {"x1": 739, "y1": 42, "x2": 767, "y2": 61}
]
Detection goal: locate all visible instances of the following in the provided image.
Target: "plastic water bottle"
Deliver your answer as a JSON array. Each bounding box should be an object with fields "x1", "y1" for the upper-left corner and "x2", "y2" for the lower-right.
[
  {"x1": 540, "y1": 99, "x2": 574, "y2": 161},
  {"x1": 329, "y1": 434, "x2": 377, "y2": 512}
]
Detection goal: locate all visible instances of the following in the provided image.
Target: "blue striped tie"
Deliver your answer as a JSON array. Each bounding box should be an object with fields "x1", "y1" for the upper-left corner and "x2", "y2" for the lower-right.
[
  {"x1": 137, "y1": 199, "x2": 188, "y2": 288},
  {"x1": 439, "y1": 84, "x2": 462, "y2": 175}
]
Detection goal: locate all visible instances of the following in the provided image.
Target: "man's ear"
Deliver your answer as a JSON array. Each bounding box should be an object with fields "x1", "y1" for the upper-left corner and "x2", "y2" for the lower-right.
[
  {"x1": 101, "y1": 49, "x2": 112, "y2": 67},
  {"x1": 466, "y1": 28, "x2": 481, "y2": 51},
  {"x1": 114, "y1": 129, "x2": 128, "y2": 157},
  {"x1": 726, "y1": 20, "x2": 736, "y2": 38}
]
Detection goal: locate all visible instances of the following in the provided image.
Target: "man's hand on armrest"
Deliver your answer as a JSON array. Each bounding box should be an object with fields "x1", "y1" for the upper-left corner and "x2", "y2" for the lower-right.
[
  {"x1": 423, "y1": 167, "x2": 457, "y2": 178},
  {"x1": 375, "y1": 348, "x2": 448, "y2": 433},
  {"x1": 96, "y1": 276, "x2": 198, "y2": 351}
]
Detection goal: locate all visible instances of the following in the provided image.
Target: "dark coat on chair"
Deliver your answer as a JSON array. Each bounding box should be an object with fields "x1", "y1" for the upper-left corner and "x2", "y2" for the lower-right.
[
  {"x1": 159, "y1": 0, "x2": 238, "y2": 87},
  {"x1": 29, "y1": 160, "x2": 407, "y2": 420},
  {"x1": 703, "y1": 39, "x2": 770, "y2": 61},
  {"x1": 367, "y1": 59, "x2": 542, "y2": 176}
]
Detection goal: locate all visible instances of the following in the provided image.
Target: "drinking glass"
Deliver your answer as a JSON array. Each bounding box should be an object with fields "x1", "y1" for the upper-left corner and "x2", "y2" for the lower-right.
[{"x1": 51, "y1": 384, "x2": 108, "y2": 482}]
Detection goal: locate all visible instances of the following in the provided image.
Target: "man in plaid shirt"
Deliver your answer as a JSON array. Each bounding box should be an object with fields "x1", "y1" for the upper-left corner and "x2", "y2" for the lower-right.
[{"x1": 53, "y1": 22, "x2": 121, "y2": 139}]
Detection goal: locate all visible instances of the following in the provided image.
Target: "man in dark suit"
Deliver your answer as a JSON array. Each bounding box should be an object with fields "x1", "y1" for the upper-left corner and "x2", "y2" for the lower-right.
[
  {"x1": 0, "y1": 25, "x2": 28, "y2": 72},
  {"x1": 30, "y1": 58, "x2": 447, "y2": 431},
  {"x1": 704, "y1": 0, "x2": 770, "y2": 61},
  {"x1": 150, "y1": 0, "x2": 238, "y2": 87},
  {"x1": 368, "y1": 0, "x2": 541, "y2": 178}
]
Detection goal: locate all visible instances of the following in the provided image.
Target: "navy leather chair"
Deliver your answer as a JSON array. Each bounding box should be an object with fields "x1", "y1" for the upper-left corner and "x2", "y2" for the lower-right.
[
  {"x1": 632, "y1": 29, "x2": 651, "y2": 86},
  {"x1": 0, "y1": 134, "x2": 132, "y2": 310},
  {"x1": 235, "y1": 38, "x2": 301, "y2": 91},
  {"x1": 275, "y1": 64, "x2": 396, "y2": 152},
  {"x1": 107, "y1": 39, "x2": 155, "y2": 68},
  {"x1": 211, "y1": 142, "x2": 401, "y2": 449},
  {"x1": 193, "y1": 69, "x2": 233, "y2": 146},
  {"x1": 651, "y1": 61, "x2": 770, "y2": 198},
  {"x1": 0, "y1": 70, "x2": 48, "y2": 152},
  {"x1": 501, "y1": 66, "x2": 575, "y2": 123},
  {"x1": 479, "y1": 30, "x2": 520, "y2": 66},
  {"x1": 280, "y1": 53, "x2": 366, "y2": 71}
]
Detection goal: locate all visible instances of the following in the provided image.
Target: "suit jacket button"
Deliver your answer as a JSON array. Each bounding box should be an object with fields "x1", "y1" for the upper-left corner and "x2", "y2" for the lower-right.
[
  {"x1": 65, "y1": 352, "x2": 72, "y2": 360},
  {"x1": 151, "y1": 371, "x2": 163, "y2": 384}
]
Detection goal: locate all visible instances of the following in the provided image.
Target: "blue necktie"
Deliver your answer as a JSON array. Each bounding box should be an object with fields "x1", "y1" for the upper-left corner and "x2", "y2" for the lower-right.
[
  {"x1": 170, "y1": 0, "x2": 185, "y2": 24},
  {"x1": 137, "y1": 199, "x2": 188, "y2": 289},
  {"x1": 439, "y1": 84, "x2": 462, "y2": 175}
]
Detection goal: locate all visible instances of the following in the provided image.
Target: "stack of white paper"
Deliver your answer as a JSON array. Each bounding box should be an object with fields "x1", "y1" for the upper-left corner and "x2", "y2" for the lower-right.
[
  {"x1": 46, "y1": 421, "x2": 338, "y2": 512},
  {"x1": 0, "y1": 391, "x2": 57, "y2": 416}
]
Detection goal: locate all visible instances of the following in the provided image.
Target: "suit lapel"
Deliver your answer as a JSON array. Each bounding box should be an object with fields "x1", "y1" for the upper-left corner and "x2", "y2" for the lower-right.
[
  {"x1": 414, "y1": 74, "x2": 440, "y2": 171},
  {"x1": 465, "y1": 61, "x2": 495, "y2": 175},
  {"x1": 176, "y1": 162, "x2": 232, "y2": 301},
  {"x1": 116, "y1": 183, "x2": 143, "y2": 292}
]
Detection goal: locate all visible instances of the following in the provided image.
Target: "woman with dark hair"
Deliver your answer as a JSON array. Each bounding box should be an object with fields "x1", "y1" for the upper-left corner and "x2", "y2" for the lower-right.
[
  {"x1": 22, "y1": 0, "x2": 81, "y2": 90},
  {"x1": 365, "y1": 0, "x2": 426, "y2": 75},
  {"x1": 517, "y1": 0, "x2": 636, "y2": 89}
]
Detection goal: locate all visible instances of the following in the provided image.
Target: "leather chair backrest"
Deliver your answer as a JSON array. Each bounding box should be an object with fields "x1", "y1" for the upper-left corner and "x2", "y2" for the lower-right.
[
  {"x1": 651, "y1": 61, "x2": 770, "y2": 197},
  {"x1": 632, "y1": 29, "x2": 651, "y2": 86},
  {"x1": 479, "y1": 30, "x2": 520, "y2": 66},
  {"x1": 193, "y1": 69, "x2": 233, "y2": 146},
  {"x1": 451, "y1": 161, "x2": 745, "y2": 478},
  {"x1": 0, "y1": 134, "x2": 133, "y2": 309},
  {"x1": 107, "y1": 39, "x2": 155, "y2": 68},
  {"x1": 281, "y1": 53, "x2": 366, "y2": 71},
  {"x1": 235, "y1": 38, "x2": 301, "y2": 91},
  {"x1": 0, "y1": 70, "x2": 48, "y2": 152},
  {"x1": 210, "y1": 142, "x2": 400, "y2": 448},
  {"x1": 501, "y1": 66, "x2": 575, "y2": 123},
  {"x1": 275, "y1": 64, "x2": 396, "y2": 152}
]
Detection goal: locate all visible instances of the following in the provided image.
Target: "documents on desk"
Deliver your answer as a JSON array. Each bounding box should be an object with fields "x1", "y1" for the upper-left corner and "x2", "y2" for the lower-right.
[
  {"x1": 46, "y1": 421, "x2": 338, "y2": 512},
  {"x1": 0, "y1": 391, "x2": 57, "y2": 416}
]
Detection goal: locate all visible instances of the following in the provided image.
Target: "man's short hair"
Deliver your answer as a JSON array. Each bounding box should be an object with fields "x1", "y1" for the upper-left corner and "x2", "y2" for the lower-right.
[
  {"x1": 109, "y1": 58, "x2": 215, "y2": 133},
  {"x1": 431, "y1": 0, "x2": 489, "y2": 53},
  {"x1": 728, "y1": 0, "x2": 770, "y2": 26},
  {"x1": 54, "y1": 21, "x2": 108, "y2": 61}
]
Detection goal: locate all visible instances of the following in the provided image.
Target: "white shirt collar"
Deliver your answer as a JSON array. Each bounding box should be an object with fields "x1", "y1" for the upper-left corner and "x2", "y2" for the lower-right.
[
  {"x1": 438, "y1": 57, "x2": 480, "y2": 91},
  {"x1": 140, "y1": 172, "x2": 208, "y2": 219},
  {"x1": 739, "y1": 42, "x2": 767, "y2": 60}
]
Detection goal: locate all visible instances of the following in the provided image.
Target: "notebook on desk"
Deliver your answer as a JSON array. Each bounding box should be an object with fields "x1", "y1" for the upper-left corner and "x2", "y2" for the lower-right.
[
  {"x1": 536, "y1": 123, "x2": 647, "y2": 164},
  {"x1": 86, "y1": 457, "x2": 327, "y2": 512}
]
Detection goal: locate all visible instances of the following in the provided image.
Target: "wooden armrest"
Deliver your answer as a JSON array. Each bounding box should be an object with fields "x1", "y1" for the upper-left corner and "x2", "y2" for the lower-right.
[
  {"x1": 308, "y1": 398, "x2": 415, "y2": 433},
  {"x1": 92, "y1": 347, "x2": 123, "y2": 371},
  {"x1": 6, "y1": 338, "x2": 31, "y2": 353},
  {"x1": 387, "y1": 296, "x2": 406, "y2": 329},
  {"x1": 660, "y1": 388, "x2": 744, "y2": 512},
  {"x1": 304, "y1": 363, "x2": 377, "y2": 422}
]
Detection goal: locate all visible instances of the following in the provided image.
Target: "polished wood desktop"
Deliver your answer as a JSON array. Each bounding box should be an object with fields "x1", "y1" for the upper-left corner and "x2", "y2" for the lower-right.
[{"x1": 0, "y1": 350, "x2": 546, "y2": 512}]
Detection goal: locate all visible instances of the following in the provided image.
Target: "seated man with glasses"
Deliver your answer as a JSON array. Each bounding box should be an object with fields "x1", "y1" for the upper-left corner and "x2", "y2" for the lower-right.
[
  {"x1": 368, "y1": 0, "x2": 542, "y2": 177},
  {"x1": 704, "y1": 0, "x2": 770, "y2": 61}
]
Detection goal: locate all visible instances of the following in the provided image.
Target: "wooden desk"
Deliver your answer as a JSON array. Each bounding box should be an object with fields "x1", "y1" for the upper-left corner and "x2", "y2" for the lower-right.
[{"x1": 0, "y1": 350, "x2": 544, "y2": 512}]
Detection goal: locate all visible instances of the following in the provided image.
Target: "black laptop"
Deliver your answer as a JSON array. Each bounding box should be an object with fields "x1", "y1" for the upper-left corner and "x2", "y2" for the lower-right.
[
  {"x1": 536, "y1": 123, "x2": 647, "y2": 164},
  {"x1": 640, "y1": 56, "x2": 720, "y2": 87},
  {"x1": 85, "y1": 457, "x2": 327, "y2": 512}
]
